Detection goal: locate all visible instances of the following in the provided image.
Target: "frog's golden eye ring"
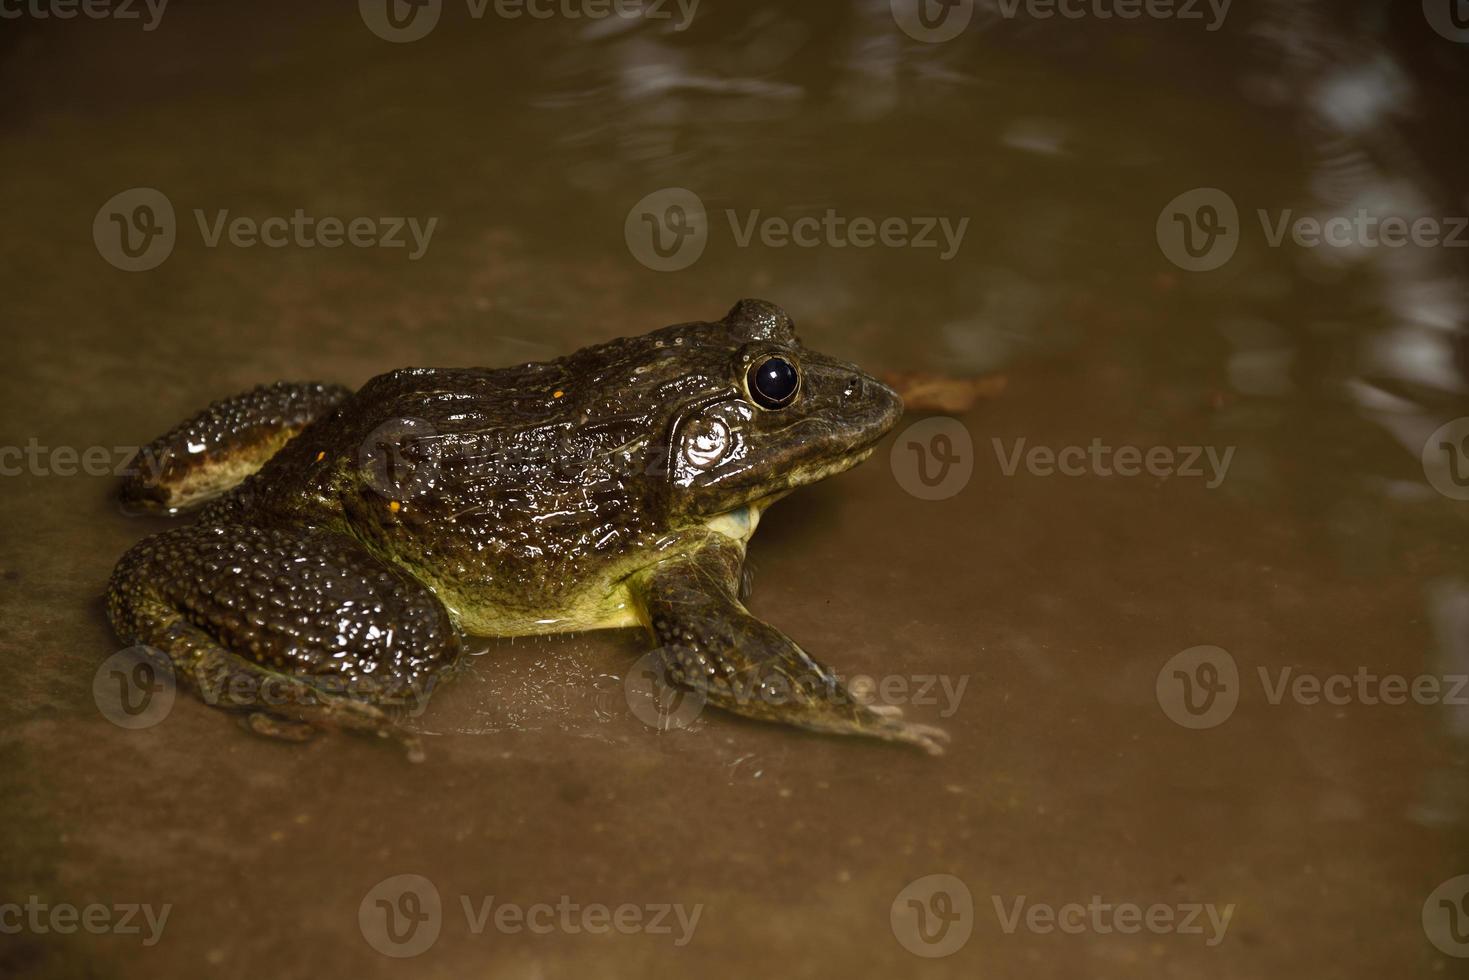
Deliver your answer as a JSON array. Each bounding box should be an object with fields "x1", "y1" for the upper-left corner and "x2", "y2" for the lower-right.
[{"x1": 746, "y1": 355, "x2": 801, "y2": 410}]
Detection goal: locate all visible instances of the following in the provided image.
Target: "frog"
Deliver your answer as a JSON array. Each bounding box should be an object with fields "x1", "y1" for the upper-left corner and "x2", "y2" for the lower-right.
[{"x1": 106, "y1": 299, "x2": 948, "y2": 757}]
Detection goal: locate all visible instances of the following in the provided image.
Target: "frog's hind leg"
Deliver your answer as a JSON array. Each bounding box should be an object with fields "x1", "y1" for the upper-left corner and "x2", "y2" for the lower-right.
[
  {"x1": 106, "y1": 522, "x2": 461, "y2": 758},
  {"x1": 629, "y1": 536, "x2": 950, "y2": 755},
  {"x1": 120, "y1": 381, "x2": 352, "y2": 513}
]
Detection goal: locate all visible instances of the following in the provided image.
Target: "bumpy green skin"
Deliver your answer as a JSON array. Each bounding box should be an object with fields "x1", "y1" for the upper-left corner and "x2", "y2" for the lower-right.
[{"x1": 107, "y1": 300, "x2": 946, "y2": 754}]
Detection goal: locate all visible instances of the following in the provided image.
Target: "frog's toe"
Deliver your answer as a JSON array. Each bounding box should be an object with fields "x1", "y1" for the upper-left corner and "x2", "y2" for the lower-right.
[
  {"x1": 874, "y1": 715, "x2": 951, "y2": 756},
  {"x1": 269, "y1": 693, "x2": 427, "y2": 761},
  {"x1": 243, "y1": 713, "x2": 318, "y2": 742},
  {"x1": 831, "y1": 701, "x2": 950, "y2": 755}
]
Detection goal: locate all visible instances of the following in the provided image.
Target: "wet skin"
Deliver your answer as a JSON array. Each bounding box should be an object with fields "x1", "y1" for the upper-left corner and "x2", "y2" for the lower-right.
[{"x1": 106, "y1": 300, "x2": 948, "y2": 756}]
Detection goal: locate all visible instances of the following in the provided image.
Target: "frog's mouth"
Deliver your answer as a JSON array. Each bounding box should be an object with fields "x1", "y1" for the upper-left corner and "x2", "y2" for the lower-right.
[
  {"x1": 706, "y1": 444, "x2": 877, "y2": 543},
  {"x1": 778, "y1": 442, "x2": 880, "y2": 492}
]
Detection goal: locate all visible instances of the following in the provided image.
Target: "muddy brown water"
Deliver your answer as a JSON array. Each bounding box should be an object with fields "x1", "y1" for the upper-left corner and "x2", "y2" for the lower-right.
[{"x1": 2, "y1": 2, "x2": 1467, "y2": 977}]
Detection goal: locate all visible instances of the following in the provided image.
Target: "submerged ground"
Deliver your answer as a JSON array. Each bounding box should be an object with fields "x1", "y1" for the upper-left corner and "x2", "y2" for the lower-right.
[{"x1": 1, "y1": 2, "x2": 1466, "y2": 977}]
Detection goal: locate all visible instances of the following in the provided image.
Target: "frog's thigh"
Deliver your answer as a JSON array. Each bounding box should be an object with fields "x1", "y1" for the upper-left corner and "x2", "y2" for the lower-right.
[
  {"x1": 629, "y1": 537, "x2": 949, "y2": 754},
  {"x1": 121, "y1": 381, "x2": 352, "y2": 512},
  {"x1": 106, "y1": 523, "x2": 461, "y2": 754}
]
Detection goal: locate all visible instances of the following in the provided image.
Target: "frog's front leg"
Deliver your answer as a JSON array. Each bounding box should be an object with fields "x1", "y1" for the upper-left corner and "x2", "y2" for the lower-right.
[
  {"x1": 106, "y1": 522, "x2": 461, "y2": 757},
  {"x1": 629, "y1": 536, "x2": 949, "y2": 754}
]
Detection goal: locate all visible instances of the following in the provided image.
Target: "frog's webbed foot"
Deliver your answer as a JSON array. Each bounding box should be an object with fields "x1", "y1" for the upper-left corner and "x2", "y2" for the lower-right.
[
  {"x1": 859, "y1": 704, "x2": 951, "y2": 754},
  {"x1": 244, "y1": 712, "x2": 318, "y2": 742},
  {"x1": 107, "y1": 523, "x2": 457, "y2": 760},
  {"x1": 243, "y1": 701, "x2": 427, "y2": 761},
  {"x1": 630, "y1": 536, "x2": 951, "y2": 755}
]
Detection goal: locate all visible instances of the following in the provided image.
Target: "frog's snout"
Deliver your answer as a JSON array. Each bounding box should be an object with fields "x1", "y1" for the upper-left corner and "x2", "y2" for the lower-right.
[{"x1": 843, "y1": 370, "x2": 904, "y2": 441}]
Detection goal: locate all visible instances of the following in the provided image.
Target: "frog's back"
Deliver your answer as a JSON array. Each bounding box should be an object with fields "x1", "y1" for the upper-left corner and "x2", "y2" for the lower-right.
[{"x1": 231, "y1": 358, "x2": 655, "y2": 528}]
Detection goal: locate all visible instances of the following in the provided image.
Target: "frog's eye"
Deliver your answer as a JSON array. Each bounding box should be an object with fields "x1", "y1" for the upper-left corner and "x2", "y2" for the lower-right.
[{"x1": 746, "y1": 355, "x2": 801, "y2": 410}]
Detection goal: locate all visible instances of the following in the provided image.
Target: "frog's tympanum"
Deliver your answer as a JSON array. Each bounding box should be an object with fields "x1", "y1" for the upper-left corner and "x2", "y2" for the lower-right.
[{"x1": 107, "y1": 300, "x2": 947, "y2": 756}]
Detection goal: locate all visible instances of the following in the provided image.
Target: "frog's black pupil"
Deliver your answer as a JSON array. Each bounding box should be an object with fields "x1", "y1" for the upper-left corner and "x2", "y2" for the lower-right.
[{"x1": 749, "y1": 356, "x2": 799, "y2": 408}]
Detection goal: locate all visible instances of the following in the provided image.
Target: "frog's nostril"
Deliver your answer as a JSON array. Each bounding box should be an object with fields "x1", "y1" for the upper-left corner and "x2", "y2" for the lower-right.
[{"x1": 845, "y1": 375, "x2": 865, "y2": 400}]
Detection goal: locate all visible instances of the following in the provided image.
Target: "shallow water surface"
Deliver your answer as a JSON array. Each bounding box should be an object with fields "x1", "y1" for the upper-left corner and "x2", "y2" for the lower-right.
[{"x1": 2, "y1": 2, "x2": 1467, "y2": 977}]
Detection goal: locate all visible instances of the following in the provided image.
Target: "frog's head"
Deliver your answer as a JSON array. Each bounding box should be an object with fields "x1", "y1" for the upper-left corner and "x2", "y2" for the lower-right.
[{"x1": 649, "y1": 299, "x2": 903, "y2": 520}]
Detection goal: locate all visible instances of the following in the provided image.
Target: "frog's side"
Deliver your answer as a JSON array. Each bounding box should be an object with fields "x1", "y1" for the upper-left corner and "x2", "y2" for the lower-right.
[{"x1": 107, "y1": 300, "x2": 947, "y2": 756}]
